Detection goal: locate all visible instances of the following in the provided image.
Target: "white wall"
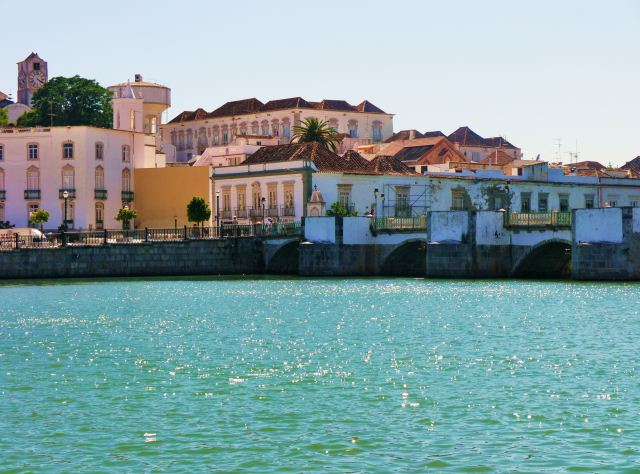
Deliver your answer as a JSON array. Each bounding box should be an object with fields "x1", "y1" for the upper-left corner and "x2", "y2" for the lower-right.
[
  {"x1": 575, "y1": 208, "x2": 623, "y2": 243},
  {"x1": 305, "y1": 216, "x2": 335, "y2": 243},
  {"x1": 429, "y1": 211, "x2": 468, "y2": 243}
]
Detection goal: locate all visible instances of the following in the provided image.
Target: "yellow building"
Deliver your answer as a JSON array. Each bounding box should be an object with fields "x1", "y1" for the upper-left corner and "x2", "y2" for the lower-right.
[{"x1": 134, "y1": 166, "x2": 212, "y2": 228}]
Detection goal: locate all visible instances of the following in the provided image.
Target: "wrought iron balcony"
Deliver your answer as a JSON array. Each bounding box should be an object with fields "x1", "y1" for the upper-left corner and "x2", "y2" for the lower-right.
[
  {"x1": 95, "y1": 189, "x2": 108, "y2": 200},
  {"x1": 282, "y1": 206, "x2": 296, "y2": 217},
  {"x1": 24, "y1": 189, "x2": 41, "y2": 200},
  {"x1": 59, "y1": 189, "x2": 76, "y2": 199},
  {"x1": 121, "y1": 191, "x2": 134, "y2": 202},
  {"x1": 503, "y1": 211, "x2": 571, "y2": 228}
]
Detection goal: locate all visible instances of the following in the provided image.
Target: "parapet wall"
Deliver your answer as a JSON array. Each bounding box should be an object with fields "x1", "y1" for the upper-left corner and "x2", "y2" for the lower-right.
[{"x1": 0, "y1": 239, "x2": 264, "y2": 279}]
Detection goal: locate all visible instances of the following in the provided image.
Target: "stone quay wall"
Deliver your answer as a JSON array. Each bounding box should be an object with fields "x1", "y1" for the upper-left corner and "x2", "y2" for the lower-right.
[{"x1": 0, "y1": 239, "x2": 264, "y2": 279}]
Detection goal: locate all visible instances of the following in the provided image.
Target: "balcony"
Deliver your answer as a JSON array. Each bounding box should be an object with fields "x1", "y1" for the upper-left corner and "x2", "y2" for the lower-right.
[
  {"x1": 24, "y1": 189, "x2": 41, "y2": 200},
  {"x1": 121, "y1": 191, "x2": 134, "y2": 202},
  {"x1": 370, "y1": 216, "x2": 427, "y2": 234},
  {"x1": 267, "y1": 207, "x2": 279, "y2": 218},
  {"x1": 0, "y1": 190, "x2": 5, "y2": 200},
  {"x1": 95, "y1": 189, "x2": 108, "y2": 200},
  {"x1": 282, "y1": 207, "x2": 296, "y2": 217},
  {"x1": 59, "y1": 188, "x2": 76, "y2": 199},
  {"x1": 220, "y1": 209, "x2": 232, "y2": 219},
  {"x1": 503, "y1": 211, "x2": 571, "y2": 229}
]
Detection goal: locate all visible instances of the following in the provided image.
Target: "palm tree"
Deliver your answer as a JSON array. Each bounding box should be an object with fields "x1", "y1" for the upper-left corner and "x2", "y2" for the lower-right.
[{"x1": 290, "y1": 117, "x2": 341, "y2": 153}]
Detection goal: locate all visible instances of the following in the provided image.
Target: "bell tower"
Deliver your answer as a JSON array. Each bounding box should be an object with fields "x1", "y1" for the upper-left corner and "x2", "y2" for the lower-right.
[{"x1": 17, "y1": 53, "x2": 48, "y2": 106}]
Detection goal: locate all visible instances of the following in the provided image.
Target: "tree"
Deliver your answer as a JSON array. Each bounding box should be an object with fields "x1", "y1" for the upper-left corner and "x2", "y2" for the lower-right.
[
  {"x1": 291, "y1": 117, "x2": 341, "y2": 152},
  {"x1": 115, "y1": 207, "x2": 137, "y2": 230},
  {"x1": 29, "y1": 209, "x2": 50, "y2": 232},
  {"x1": 17, "y1": 76, "x2": 113, "y2": 128},
  {"x1": 0, "y1": 108, "x2": 8, "y2": 126},
  {"x1": 326, "y1": 202, "x2": 358, "y2": 217},
  {"x1": 187, "y1": 196, "x2": 211, "y2": 227}
]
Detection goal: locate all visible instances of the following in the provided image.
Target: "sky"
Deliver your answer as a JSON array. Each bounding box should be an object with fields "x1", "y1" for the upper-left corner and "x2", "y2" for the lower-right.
[{"x1": 1, "y1": 0, "x2": 638, "y2": 165}]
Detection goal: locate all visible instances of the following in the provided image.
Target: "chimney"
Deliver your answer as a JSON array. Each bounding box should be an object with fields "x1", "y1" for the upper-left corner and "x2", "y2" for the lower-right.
[
  {"x1": 409, "y1": 130, "x2": 415, "y2": 140},
  {"x1": 134, "y1": 74, "x2": 143, "y2": 82}
]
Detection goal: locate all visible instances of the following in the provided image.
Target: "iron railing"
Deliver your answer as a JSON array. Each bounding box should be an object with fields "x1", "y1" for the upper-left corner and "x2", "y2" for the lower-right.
[
  {"x1": 0, "y1": 222, "x2": 304, "y2": 251},
  {"x1": 504, "y1": 211, "x2": 571, "y2": 228},
  {"x1": 59, "y1": 189, "x2": 76, "y2": 199},
  {"x1": 121, "y1": 191, "x2": 134, "y2": 202},
  {"x1": 370, "y1": 216, "x2": 427, "y2": 233},
  {"x1": 95, "y1": 189, "x2": 108, "y2": 200},
  {"x1": 24, "y1": 190, "x2": 41, "y2": 200}
]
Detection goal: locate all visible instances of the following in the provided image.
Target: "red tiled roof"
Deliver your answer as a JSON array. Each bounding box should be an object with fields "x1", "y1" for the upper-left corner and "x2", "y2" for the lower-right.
[
  {"x1": 367, "y1": 155, "x2": 417, "y2": 175},
  {"x1": 168, "y1": 98, "x2": 388, "y2": 123},
  {"x1": 448, "y1": 126, "x2": 517, "y2": 149},
  {"x1": 621, "y1": 156, "x2": 640, "y2": 175},
  {"x1": 479, "y1": 150, "x2": 514, "y2": 165}
]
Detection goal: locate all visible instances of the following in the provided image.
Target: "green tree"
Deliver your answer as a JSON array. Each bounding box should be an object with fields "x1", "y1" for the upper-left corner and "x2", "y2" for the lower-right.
[
  {"x1": 291, "y1": 117, "x2": 341, "y2": 152},
  {"x1": 0, "y1": 108, "x2": 8, "y2": 126},
  {"x1": 29, "y1": 209, "x2": 50, "y2": 232},
  {"x1": 187, "y1": 196, "x2": 212, "y2": 227},
  {"x1": 326, "y1": 202, "x2": 358, "y2": 217},
  {"x1": 115, "y1": 207, "x2": 138, "y2": 230},
  {"x1": 17, "y1": 76, "x2": 113, "y2": 128}
]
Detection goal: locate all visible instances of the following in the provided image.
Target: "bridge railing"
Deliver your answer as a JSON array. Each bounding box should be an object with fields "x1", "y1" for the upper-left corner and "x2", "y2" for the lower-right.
[
  {"x1": 0, "y1": 222, "x2": 304, "y2": 251},
  {"x1": 504, "y1": 211, "x2": 571, "y2": 228},
  {"x1": 370, "y1": 215, "x2": 427, "y2": 234}
]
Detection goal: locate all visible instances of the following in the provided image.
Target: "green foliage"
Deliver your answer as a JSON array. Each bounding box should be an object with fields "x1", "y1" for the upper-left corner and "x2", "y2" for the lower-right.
[
  {"x1": 187, "y1": 196, "x2": 212, "y2": 226},
  {"x1": 29, "y1": 209, "x2": 50, "y2": 226},
  {"x1": 326, "y1": 202, "x2": 358, "y2": 217},
  {"x1": 115, "y1": 207, "x2": 138, "y2": 230},
  {"x1": 0, "y1": 220, "x2": 15, "y2": 229},
  {"x1": 0, "y1": 108, "x2": 8, "y2": 126},
  {"x1": 291, "y1": 117, "x2": 341, "y2": 152},
  {"x1": 17, "y1": 75, "x2": 113, "y2": 128}
]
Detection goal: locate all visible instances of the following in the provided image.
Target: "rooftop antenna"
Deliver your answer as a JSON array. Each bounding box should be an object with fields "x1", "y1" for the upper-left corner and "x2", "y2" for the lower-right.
[
  {"x1": 555, "y1": 138, "x2": 562, "y2": 163},
  {"x1": 564, "y1": 140, "x2": 579, "y2": 164}
]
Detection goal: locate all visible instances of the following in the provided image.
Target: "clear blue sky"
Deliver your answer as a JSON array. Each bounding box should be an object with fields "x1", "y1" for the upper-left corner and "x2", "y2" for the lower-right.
[{"x1": 2, "y1": 0, "x2": 638, "y2": 165}]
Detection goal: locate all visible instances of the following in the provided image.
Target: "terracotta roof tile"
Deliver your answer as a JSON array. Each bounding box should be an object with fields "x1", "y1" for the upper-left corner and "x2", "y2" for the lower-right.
[
  {"x1": 367, "y1": 155, "x2": 417, "y2": 175},
  {"x1": 355, "y1": 100, "x2": 386, "y2": 114},
  {"x1": 479, "y1": 150, "x2": 514, "y2": 165},
  {"x1": 621, "y1": 156, "x2": 640, "y2": 175},
  {"x1": 207, "y1": 98, "x2": 264, "y2": 118},
  {"x1": 261, "y1": 97, "x2": 314, "y2": 111}
]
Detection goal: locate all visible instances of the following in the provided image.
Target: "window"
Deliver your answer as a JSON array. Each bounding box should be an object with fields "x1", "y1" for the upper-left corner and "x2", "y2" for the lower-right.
[
  {"x1": 538, "y1": 193, "x2": 549, "y2": 212},
  {"x1": 451, "y1": 189, "x2": 465, "y2": 210},
  {"x1": 272, "y1": 121, "x2": 279, "y2": 137},
  {"x1": 178, "y1": 132, "x2": 185, "y2": 149},
  {"x1": 284, "y1": 184, "x2": 294, "y2": 209},
  {"x1": 252, "y1": 184, "x2": 261, "y2": 209},
  {"x1": 222, "y1": 131, "x2": 229, "y2": 144},
  {"x1": 222, "y1": 190, "x2": 231, "y2": 211},
  {"x1": 33, "y1": 62, "x2": 41, "y2": 71},
  {"x1": 348, "y1": 121, "x2": 358, "y2": 138},
  {"x1": 630, "y1": 196, "x2": 640, "y2": 207},
  {"x1": 521, "y1": 192, "x2": 531, "y2": 212},
  {"x1": 122, "y1": 168, "x2": 131, "y2": 191},
  {"x1": 251, "y1": 122, "x2": 259, "y2": 135},
  {"x1": 95, "y1": 167, "x2": 104, "y2": 190},
  {"x1": 396, "y1": 186, "x2": 410, "y2": 216},
  {"x1": 607, "y1": 196, "x2": 619, "y2": 207},
  {"x1": 62, "y1": 167, "x2": 75, "y2": 190},
  {"x1": 0, "y1": 144, "x2": 4, "y2": 161},
  {"x1": 27, "y1": 168, "x2": 40, "y2": 190},
  {"x1": 585, "y1": 194, "x2": 595, "y2": 209},
  {"x1": 28, "y1": 143, "x2": 39, "y2": 160},
  {"x1": 471, "y1": 151, "x2": 480, "y2": 162},
  {"x1": 122, "y1": 145, "x2": 130, "y2": 162},
  {"x1": 239, "y1": 123, "x2": 248, "y2": 135},
  {"x1": 0, "y1": 168, "x2": 4, "y2": 191},
  {"x1": 282, "y1": 122, "x2": 290, "y2": 138},
  {"x1": 237, "y1": 187, "x2": 246, "y2": 211},
  {"x1": 337, "y1": 184, "x2": 352, "y2": 210},
  {"x1": 28, "y1": 203, "x2": 39, "y2": 225},
  {"x1": 95, "y1": 142, "x2": 104, "y2": 160},
  {"x1": 559, "y1": 193, "x2": 569, "y2": 212},
  {"x1": 62, "y1": 202, "x2": 75, "y2": 226},
  {"x1": 95, "y1": 203, "x2": 104, "y2": 229},
  {"x1": 213, "y1": 130, "x2": 219, "y2": 145},
  {"x1": 151, "y1": 117, "x2": 157, "y2": 135},
  {"x1": 261, "y1": 122, "x2": 269, "y2": 136},
  {"x1": 372, "y1": 123, "x2": 382, "y2": 142},
  {"x1": 62, "y1": 142, "x2": 74, "y2": 159},
  {"x1": 186, "y1": 130, "x2": 193, "y2": 148},
  {"x1": 268, "y1": 185, "x2": 277, "y2": 210}
]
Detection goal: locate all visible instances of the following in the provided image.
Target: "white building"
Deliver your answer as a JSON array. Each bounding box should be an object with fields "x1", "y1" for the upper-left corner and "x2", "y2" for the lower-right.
[
  {"x1": 0, "y1": 87, "x2": 165, "y2": 230},
  {"x1": 161, "y1": 97, "x2": 394, "y2": 163}
]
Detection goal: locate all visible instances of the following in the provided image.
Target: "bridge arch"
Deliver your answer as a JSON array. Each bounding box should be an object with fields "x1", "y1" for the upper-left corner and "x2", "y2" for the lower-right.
[
  {"x1": 379, "y1": 238, "x2": 427, "y2": 276},
  {"x1": 265, "y1": 239, "x2": 300, "y2": 274},
  {"x1": 511, "y1": 239, "x2": 572, "y2": 279}
]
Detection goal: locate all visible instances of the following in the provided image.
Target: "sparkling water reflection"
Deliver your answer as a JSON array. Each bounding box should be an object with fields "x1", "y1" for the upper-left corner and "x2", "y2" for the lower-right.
[{"x1": 1, "y1": 277, "x2": 639, "y2": 472}]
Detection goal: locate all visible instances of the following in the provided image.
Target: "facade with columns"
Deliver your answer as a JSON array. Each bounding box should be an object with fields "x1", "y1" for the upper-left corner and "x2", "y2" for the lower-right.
[{"x1": 160, "y1": 97, "x2": 394, "y2": 163}]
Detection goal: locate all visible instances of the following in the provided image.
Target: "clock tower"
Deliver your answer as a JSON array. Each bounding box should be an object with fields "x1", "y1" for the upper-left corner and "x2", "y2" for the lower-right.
[{"x1": 17, "y1": 52, "x2": 48, "y2": 106}]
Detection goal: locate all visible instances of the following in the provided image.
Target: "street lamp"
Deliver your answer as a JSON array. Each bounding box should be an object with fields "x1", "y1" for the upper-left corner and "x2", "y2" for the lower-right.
[
  {"x1": 62, "y1": 190, "x2": 69, "y2": 229},
  {"x1": 380, "y1": 193, "x2": 385, "y2": 218},
  {"x1": 261, "y1": 196, "x2": 266, "y2": 231},
  {"x1": 216, "y1": 190, "x2": 221, "y2": 229},
  {"x1": 174, "y1": 214, "x2": 178, "y2": 232}
]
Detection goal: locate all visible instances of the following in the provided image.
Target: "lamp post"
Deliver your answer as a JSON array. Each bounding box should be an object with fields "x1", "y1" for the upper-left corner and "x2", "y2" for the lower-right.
[
  {"x1": 174, "y1": 214, "x2": 177, "y2": 233},
  {"x1": 62, "y1": 190, "x2": 69, "y2": 230},
  {"x1": 123, "y1": 203, "x2": 129, "y2": 231},
  {"x1": 216, "y1": 190, "x2": 221, "y2": 229},
  {"x1": 381, "y1": 193, "x2": 385, "y2": 218},
  {"x1": 261, "y1": 196, "x2": 266, "y2": 233},
  {"x1": 373, "y1": 188, "x2": 379, "y2": 216}
]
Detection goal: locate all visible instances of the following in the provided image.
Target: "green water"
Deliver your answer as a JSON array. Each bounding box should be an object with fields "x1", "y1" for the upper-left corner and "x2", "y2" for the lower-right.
[{"x1": 1, "y1": 277, "x2": 639, "y2": 473}]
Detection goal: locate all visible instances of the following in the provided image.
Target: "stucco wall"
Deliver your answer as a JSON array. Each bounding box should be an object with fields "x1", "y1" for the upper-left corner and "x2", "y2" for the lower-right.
[
  {"x1": 134, "y1": 166, "x2": 211, "y2": 228},
  {"x1": 574, "y1": 208, "x2": 623, "y2": 243},
  {"x1": 429, "y1": 211, "x2": 468, "y2": 243}
]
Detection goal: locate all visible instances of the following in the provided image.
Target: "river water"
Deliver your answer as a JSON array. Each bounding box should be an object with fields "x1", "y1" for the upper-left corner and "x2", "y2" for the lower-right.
[{"x1": 1, "y1": 277, "x2": 639, "y2": 472}]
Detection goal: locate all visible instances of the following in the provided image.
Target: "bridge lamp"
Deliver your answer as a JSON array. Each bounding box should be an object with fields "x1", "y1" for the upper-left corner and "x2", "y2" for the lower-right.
[
  {"x1": 216, "y1": 190, "x2": 221, "y2": 228},
  {"x1": 381, "y1": 193, "x2": 385, "y2": 217},
  {"x1": 374, "y1": 188, "x2": 379, "y2": 216}
]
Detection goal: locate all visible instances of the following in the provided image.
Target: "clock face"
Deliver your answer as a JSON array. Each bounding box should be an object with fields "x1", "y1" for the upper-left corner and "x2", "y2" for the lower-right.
[
  {"x1": 28, "y1": 71, "x2": 46, "y2": 89},
  {"x1": 18, "y1": 71, "x2": 26, "y2": 88}
]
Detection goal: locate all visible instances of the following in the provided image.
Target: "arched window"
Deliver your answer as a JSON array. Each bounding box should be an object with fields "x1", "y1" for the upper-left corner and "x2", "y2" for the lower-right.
[
  {"x1": 239, "y1": 122, "x2": 248, "y2": 135},
  {"x1": 27, "y1": 167, "x2": 40, "y2": 190},
  {"x1": 282, "y1": 118, "x2": 291, "y2": 138},
  {"x1": 328, "y1": 118, "x2": 339, "y2": 131},
  {"x1": 222, "y1": 125, "x2": 229, "y2": 145},
  {"x1": 212, "y1": 126, "x2": 220, "y2": 145},
  {"x1": 95, "y1": 166, "x2": 104, "y2": 190},
  {"x1": 62, "y1": 165, "x2": 75, "y2": 190},
  {"x1": 271, "y1": 119, "x2": 280, "y2": 137},
  {"x1": 251, "y1": 121, "x2": 259, "y2": 135},
  {"x1": 121, "y1": 145, "x2": 130, "y2": 162},
  {"x1": 186, "y1": 130, "x2": 193, "y2": 148},
  {"x1": 261, "y1": 120, "x2": 269, "y2": 136},
  {"x1": 62, "y1": 141, "x2": 74, "y2": 159},
  {"x1": 197, "y1": 127, "x2": 208, "y2": 153},
  {"x1": 170, "y1": 131, "x2": 177, "y2": 146},
  {"x1": 95, "y1": 202, "x2": 104, "y2": 229},
  {"x1": 372, "y1": 121, "x2": 383, "y2": 142},
  {"x1": 348, "y1": 120, "x2": 358, "y2": 138},
  {"x1": 95, "y1": 142, "x2": 104, "y2": 160},
  {"x1": 122, "y1": 168, "x2": 131, "y2": 192},
  {"x1": 251, "y1": 183, "x2": 262, "y2": 210}
]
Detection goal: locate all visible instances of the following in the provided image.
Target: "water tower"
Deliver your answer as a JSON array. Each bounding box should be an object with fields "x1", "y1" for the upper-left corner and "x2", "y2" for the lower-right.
[{"x1": 108, "y1": 74, "x2": 171, "y2": 135}]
